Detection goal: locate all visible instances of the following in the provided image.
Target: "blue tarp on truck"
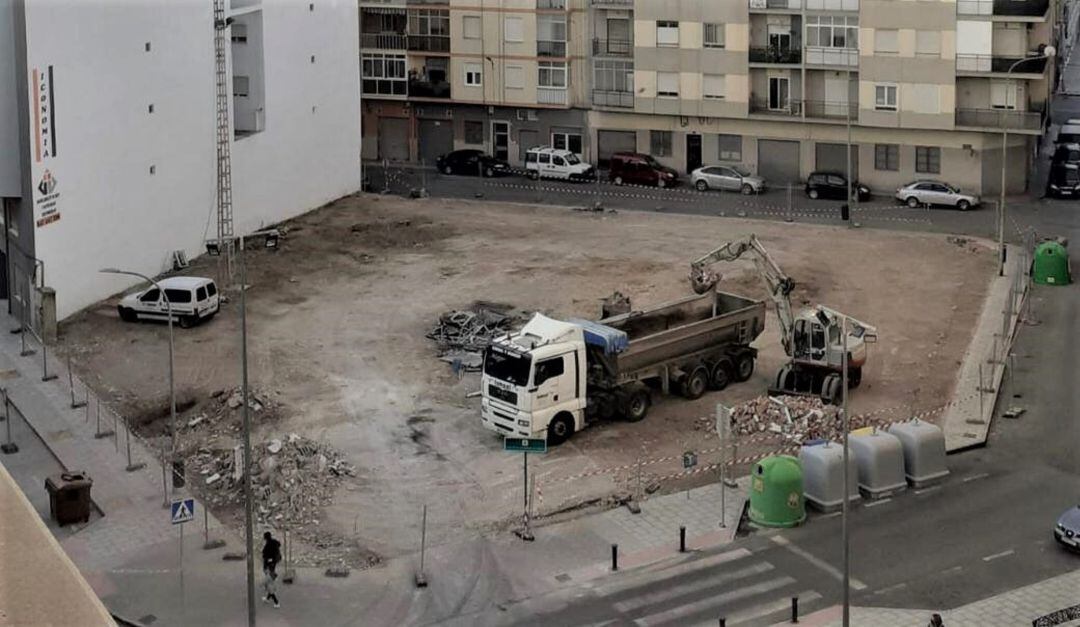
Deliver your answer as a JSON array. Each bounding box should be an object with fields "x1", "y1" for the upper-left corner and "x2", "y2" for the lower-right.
[{"x1": 567, "y1": 318, "x2": 629, "y2": 355}]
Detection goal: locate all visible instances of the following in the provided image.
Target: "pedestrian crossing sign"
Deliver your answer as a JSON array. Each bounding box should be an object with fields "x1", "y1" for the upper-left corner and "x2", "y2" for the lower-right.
[{"x1": 171, "y1": 498, "x2": 195, "y2": 525}]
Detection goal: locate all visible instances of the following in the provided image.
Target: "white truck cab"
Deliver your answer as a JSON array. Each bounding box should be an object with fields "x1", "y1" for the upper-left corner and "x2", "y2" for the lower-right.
[
  {"x1": 524, "y1": 146, "x2": 596, "y2": 182},
  {"x1": 118, "y1": 276, "x2": 220, "y2": 328}
]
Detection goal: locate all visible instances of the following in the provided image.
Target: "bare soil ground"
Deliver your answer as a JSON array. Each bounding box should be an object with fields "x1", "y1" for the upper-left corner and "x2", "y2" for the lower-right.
[{"x1": 57, "y1": 194, "x2": 994, "y2": 565}]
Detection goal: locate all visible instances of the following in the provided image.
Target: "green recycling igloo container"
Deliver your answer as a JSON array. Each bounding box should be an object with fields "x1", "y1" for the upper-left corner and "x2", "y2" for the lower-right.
[
  {"x1": 749, "y1": 455, "x2": 806, "y2": 528},
  {"x1": 1033, "y1": 241, "x2": 1070, "y2": 285}
]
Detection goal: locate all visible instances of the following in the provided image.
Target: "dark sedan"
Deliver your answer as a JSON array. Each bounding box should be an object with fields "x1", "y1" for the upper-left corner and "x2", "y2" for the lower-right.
[
  {"x1": 805, "y1": 171, "x2": 871, "y2": 202},
  {"x1": 435, "y1": 150, "x2": 511, "y2": 177}
]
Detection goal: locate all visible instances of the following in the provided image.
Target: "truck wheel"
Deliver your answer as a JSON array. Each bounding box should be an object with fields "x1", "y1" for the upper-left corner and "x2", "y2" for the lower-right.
[
  {"x1": 733, "y1": 353, "x2": 755, "y2": 382},
  {"x1": 821, "y1": 374, "x2": 841, "y2": 405},
  {"x1": 849, "y1": 367, "x2": 862, "y2": 389},
  {"x1": 547, "y1": 414, "x2": 575, "y2": 445},
  {"x1": 710, "y1": 359, "x2": 733, "y2": 391},
  {"x1": 178, "y1": 315, "x2": 195, "y2": 329},
  {"x1": 623, "y1": 388, "x2": 650, "y2": 422},
  {"x1": 775, "y1": 364, "x2": 795, "y2": 393},
  {"x1": 680, "y1": 366, "x2": 709, "y2": 400},
  {"x1": 117, "y1": 306, "x2": 137, "y2": 322}
]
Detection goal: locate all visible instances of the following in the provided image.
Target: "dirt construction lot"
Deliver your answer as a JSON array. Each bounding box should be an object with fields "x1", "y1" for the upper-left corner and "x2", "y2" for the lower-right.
[{"x1": 58, "y1": 193, "x2": 994, "y2": 565}]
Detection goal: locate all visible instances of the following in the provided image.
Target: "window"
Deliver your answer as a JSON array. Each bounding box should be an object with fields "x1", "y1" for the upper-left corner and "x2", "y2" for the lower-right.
[
  {"x1": 534, "y1": 357, "x2": 564, "y2": 386},
  {"x1": 505, "y1": 65, "x2": 524, "y2": 89},
  {"x1": 463, "y1": 15, "x2": 481, "y2": 39},
  {"x1": 650, "y1": 131, "x2": 673, "y2": 157},
  {"x1": 704, "y1": 23, "x2": 725, "y2": 48},
  {"x1": 916, "y1": 146, "x2": 941, "y2": 174},
  {"x1": 504, "y1": 16, "x2": 524, "y2": 42},
  {"x1": 140, "y1": 289, "x2": 160, "y2": 303},
  {"x1": 594, "y1": 59, "x2": 634, "y2": 93},
  {"x1": 362, "y1": 53, "x2": 407, "y2": 95},
  {"x1": 232, "y1": 23, "x2": 248, "y2": 43},
  {"x1": 539, "y1": 153, "x2": 551, "y2": 164},
  {"x1": 874, "y1": 29, "x2": 898, "y2": 54},
  {"x1": 538, "y1": 61, "x2": 567, "y2": 88},
  {"x1": 464, "y1": 62, "x2": 482, "y2": 86},
  {"x1": 703, "y1": 74, "x2": 725, "y2": 100},
  {"x1": 916, "y1": 30, "x2": 940, "y2": 56},
  {"x1": 657, "y1": 20, "x2": 679, "y2": 47},
  {"x1": 410, "y1": 9, "x2": 449, "y2": 37},
  {"x1": 991, "y1": 80, "x2": 1017, "y2": 109},
  {"x1": 657, "y1": 72, "x2": 679, "y2": 97},
  {"x1": 718, "y1": 134, "x2": 741, "y2": 161},
  {"x1": 207, "y1": 283, "x2": 217, "y2": 297},
  {"x1": 464, "y1": 120, "x2": 484, "y2": 144},
  {"x1": 552, "y1": 132, "x2": 583, "y2": 154},
  {"x1": 233, "y1": 75, "x2": 250, "y2": 97},
  {"x1": 196, "y1": 287, "x2": 208, "y2": 301},
  {"x1": 874, "y1": 144, "x2": 899, "y2": 171},
  {"x1": 805, "y1": 16, "x2": 858, "y2": 49},
  {"x1": 874, "y1": 84, "x2": 897, "y2": 111},
  {"x1": 537, "y1": 14, "x2": 567, "y2": 56},
  {"x1": 164, "y1": 289, "x2": 192, "y2": 304}
]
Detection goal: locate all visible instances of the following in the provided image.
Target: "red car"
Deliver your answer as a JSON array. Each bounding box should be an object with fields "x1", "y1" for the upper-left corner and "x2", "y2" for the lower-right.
[{"x1": 608, "y1": 152, "x2": 680, "y2": 187}]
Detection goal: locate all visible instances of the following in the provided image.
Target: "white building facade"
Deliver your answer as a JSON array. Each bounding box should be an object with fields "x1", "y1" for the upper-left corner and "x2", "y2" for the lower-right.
[{"x1": 0, "y1": 0, "x2": 362, "y2": 321}]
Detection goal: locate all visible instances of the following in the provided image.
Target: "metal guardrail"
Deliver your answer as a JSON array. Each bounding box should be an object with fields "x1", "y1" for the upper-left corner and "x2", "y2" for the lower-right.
[
  {"x1": 592, "y1": 38, "x2": 633, "y2": 56},
  {"x1": 407, "y1": 34, "x2": 450, "y2": 53},
  {"x1": 803, "y1": 99, "x2": 857, "y2": 120},
  {"x1": 956, "y1": 54, "x2": 1048, "y2": 74},
  {"x1": 360, "y1": 32, "x2": 407, "y2": 49},
  {"x1": 749, "y1": 97, "x2": 801, "y2": 116},
  {"x1": 537, "y1": 87, "x2": 568, "y2": 105},
  {"x1": 593, "y1": 89, "x2": 634, "y2": 108},
  {"x1": 955, "y1": 108, "x2": 1043, "y2": 130},
  {"x1": 749, "y1": 46, "x2": 801, "y2": 64}
]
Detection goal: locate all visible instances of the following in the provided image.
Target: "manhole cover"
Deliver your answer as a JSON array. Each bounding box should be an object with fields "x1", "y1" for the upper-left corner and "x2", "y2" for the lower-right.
[{"x1": 137, "y1": 614, "x2": 157, "y2": 624}]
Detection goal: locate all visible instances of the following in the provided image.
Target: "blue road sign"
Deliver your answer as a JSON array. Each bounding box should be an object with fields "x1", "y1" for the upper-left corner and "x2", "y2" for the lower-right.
[
  {"x1": 171, "y1": 498, "x2": 195, "y2": 525},
  {"x1": 504, "y1": 437, "x2": 547, "y2": 454}
]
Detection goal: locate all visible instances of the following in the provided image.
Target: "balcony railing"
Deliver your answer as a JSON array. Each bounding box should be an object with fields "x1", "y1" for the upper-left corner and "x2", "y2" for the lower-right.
[
  {"x1": 749, "y1": 45, "x2": 802, "y2": 64},
  {"x1": 805, "y1": 0, "x2": 858, "y2": 9},
  {"x1": 803, "y1": 100, "x2": 857, "y2": 120},
  {"x1": 955, "y1": 108, "x2": 1042, "y2": 130},
  {"x1": 749, "y1": 0, "x2": 803, "y2": 9},
  {"x1": 407, "y1": 34, "x2": 450, "y2": 52},
  {"x1": 408, "y1": 78, "x2": 451, "y2": 98},
  {"x1": 537, "y1": 87, "x2": 568, "y2": 105},
  {"x1": 537, "y1": 40, "x2": 568, "y2": 57},
  {"x1": 591, "y1": 0, "x2": 634, "y2": 5},
  {"x1": 360, "y1": 32, "x2": 408, "y2": 49},
  {"x1": 593, "y1": 38, "x2": 633, "y2": 56},
  {"x1": 994, "y1": 0, "x2": 1049, "y2": 16},
  {"x1": 956, "y1": 54, "x2": 1048, "y2": 74},
  {"x1": 363, "y1": 78, "x2": 408, "y2": 97},
  {"x1": 537, "y1": 0, "x2": 566, "y2": 8},
  {"x1": 804, "y1": 46, "x2": 858, "y2": 67},
  {"x1": 750, "y1": 97, "x2": 802, "y2": 116},
  {"x1": 593, "y1": 89, "x2": 634, "y2": 108}
]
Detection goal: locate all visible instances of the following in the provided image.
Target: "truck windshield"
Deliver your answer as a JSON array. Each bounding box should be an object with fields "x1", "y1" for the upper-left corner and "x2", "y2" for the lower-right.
[{"x1": 483, "y1": 347, "x2": 531, "y2": 386}]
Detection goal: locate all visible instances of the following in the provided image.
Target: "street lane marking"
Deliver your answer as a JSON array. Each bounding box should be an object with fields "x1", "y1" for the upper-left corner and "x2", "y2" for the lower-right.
[
  {"x1": 631, "y1": 576, "x2": 795, "y2": 626},
  {"x1": 614, "y1": 562, "x2": 775, "y2": 612},
  {"x1": 647, "y1": 548, "x2": 753, "y2": 579},
  {"x1": 962, "y1": 472, "x2": 991, "y2": 483},
  {"x1": 982, "y1": 549, "x2": 1015, "y2": 562},
  {"x1": 723, "y1": 590, "x2": 823, "y2": 626},
  {"x1": 770, "y1": 535, "x2": 868, "y2": 590},
  {"x1": 864, "y1": 498, "x2": 893, "y2": 508},
  {"x1": 941, "y1": 566, "x2": 963, "y2": 576},
  {"x1": 820, "y1": 512, "x2": 842, "y2": 519},
  {"x1": 914, "y1": 486, "x2": 941, "y2": 495},
  {"x1": 874, "y1": 582, "x2": 909, "y2": 595}
]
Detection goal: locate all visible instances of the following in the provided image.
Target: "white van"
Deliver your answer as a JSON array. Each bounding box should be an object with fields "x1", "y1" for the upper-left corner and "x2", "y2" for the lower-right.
[
  {"x1": 1058, "y1": 125, "x2": 1080, "y2": 144},
  {"x1": 118, "y1": 276, "x2": 220, "y2": 327},
  {"x1": 524, "y1": 147, "x2": 596, "y2": 181}
]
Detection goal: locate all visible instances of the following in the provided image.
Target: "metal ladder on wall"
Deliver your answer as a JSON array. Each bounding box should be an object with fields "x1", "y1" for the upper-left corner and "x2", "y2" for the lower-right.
[{"x1": 213, "y1": 0, "x2": 235, "y2": 283}]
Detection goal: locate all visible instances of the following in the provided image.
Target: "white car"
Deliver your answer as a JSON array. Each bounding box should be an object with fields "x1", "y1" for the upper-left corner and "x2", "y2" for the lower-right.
[
  {"x1": 118, "y1": 276, "x2": 220, "y2": 327},
  {"x1": 894, "y1": 180, "x2": 980, "y2": 211},
  {"x1": 691, "y1": 165, "x2": 766, "y2": 194},
  {"x1": 524, "y1": 147, "x2": 596, "y2": 182}
]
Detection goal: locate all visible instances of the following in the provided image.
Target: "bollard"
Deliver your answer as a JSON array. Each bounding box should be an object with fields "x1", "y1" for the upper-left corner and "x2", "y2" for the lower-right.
[
  {"x1": 791, "y1": 596, "x2": 799, "y2": 623},
  {"x1": 415, "y1": 504, "x2": 428, "y2": 588},
  {"x1": 679, "y1": 526, "x2": 686, "y2": 553},
  {"x1": 1, "y1": 392, "x2": 17, "y2": 454},
  {"x1": 68, "y1": 357, "x2": 86, "y2": 409},
  {"x1": 202, "y1": 505, "x2": 225, "y2": 550},
  {"x1": 719, "y1": 619, "x2": 726, "y2": 627},
  {"x1": 125, "y1": 417, "x2": 145, "y2": 472},
  {"x1": 611, "y1": 544, "x2": 618, "y2": 571},
  {"x1": 41, "y1": 343, "x2": 56, "y2": 382},
  {"x1": 93, "y1": 396, "x2": 114, "y2": 439}
]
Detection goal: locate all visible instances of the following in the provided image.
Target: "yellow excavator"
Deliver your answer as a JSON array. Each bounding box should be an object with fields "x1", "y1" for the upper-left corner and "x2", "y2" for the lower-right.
[{"x1": 689, "y1": 234, "x2": 877, "y2": 404}]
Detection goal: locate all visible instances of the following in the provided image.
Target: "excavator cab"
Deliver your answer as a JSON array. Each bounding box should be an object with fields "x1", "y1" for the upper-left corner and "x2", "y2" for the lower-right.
[{"x1": 792, "y1": 318, "x2": 829, "y2": 365}]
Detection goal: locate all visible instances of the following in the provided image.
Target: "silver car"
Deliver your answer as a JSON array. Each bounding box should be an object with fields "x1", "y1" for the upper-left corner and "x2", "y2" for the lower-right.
[
  {"x1": 692, "y1": 165, "x2": 766, "y2": 194},
  {"x1": 895, "y1": 180, "x2": 980, "y2": 211},
  {"x1": 1055, "y1": 506, "x2": 1080, "y2": 551}
]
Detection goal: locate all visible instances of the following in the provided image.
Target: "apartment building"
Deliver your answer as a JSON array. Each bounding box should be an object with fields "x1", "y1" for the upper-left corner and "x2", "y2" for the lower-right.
[{"x1": 360, "y1": 0, "x2": 591, "y2": 165}]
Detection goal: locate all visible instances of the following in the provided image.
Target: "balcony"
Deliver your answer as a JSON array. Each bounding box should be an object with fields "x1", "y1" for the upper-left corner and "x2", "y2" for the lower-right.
[
  {"x1": 956, "y1": 54, "x2": 1048, "y2": 75},
  {"x1": 360, "y1": 32, "x2": 407, "y2": 49},
  {"x1": 750, "y1": 97, "x2": 802, "y2": 116},
  {"x1": 407, "y1": 34, "x2": 450, "y2": 53},
  {"x1": 363, "y1": 77, "x2": 408, "y2": 97},
  {"x1": 593, "y1": 89, "x2": 634, "y2": 108},
  {"x1": 537, "y1": 87, "x2": 568, "y2": 105},
  {"x1": 537, "y1": 0, "x2": 566, "y2": 7},
  {"x1": 749, "y1": 0, "x2": 803, "y2": 9},
  {"x1": 749, "y1": 46, "x2": 802, "y2": 64},
  {"x1": 803, "y1": 100, "x2": 857, "y2": 120},
  {"x1": 591, "y1": 0, "x2": 634, "y2": 5},
  {"x1": 994, "y1": 0, "x2": 1049, "y2": 16},
  {"x1": 804, "y1": 46, "x2": 858, "y2": 67},
  {"x1": 593, "y1": 38, "x2": 633, "y2": 56},
  {"x1": 537, "y1": 40, "x2": 568, "y2": 57},
  {"x1": 408, "y1": 78, "x2": 451, "y2": 99},
  {"x1": 804, "y1": 0, "x2": 858, "y2": 9},
  {"x1": 955, "y1": 108, "x2": 1042, "y2": 130}
]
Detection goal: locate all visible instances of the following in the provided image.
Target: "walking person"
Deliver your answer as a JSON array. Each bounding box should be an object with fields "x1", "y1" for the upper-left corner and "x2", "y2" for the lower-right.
[
  {"x1": 262, "y1": 531, "x2": 282, "y2": 608},
  {"x1": 928, "y1": 613, "x2": 944, "y2": 627}
]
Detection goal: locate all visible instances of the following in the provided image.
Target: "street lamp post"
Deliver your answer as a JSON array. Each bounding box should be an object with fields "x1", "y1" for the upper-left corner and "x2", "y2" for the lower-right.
[
  {"x1": 999, "y1": 48, "x2": 1055, "y2": 276},
  {"x1": 840, "y1": 315, "x2": 850, "y2": 627},
  {"x1": 100, "y1": 268, "x2": 176, "y2": 508}
]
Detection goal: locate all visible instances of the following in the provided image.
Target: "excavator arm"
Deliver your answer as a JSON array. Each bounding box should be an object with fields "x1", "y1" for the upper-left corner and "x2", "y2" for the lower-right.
[{"x1": 689, "y1": 235, "x2": 797, "y2": 355}]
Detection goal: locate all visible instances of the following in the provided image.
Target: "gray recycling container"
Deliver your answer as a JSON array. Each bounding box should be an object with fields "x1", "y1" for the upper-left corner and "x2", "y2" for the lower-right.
[
  {"x1": 848, "y1": 428, "x2": 907, "y2": 499},
  {"x1": 799, "y1": 439, "x2": 860, "y2": 512},
  {"x1": 887, "y1": 420, "x2": 949, "y2": 487}
]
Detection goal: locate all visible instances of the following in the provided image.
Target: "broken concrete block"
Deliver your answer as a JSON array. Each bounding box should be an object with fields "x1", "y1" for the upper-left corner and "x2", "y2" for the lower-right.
[
  {"x1": 1003, "y1": 407, "x2": 1026, "y2": 419},
  {"x1": 267, "y1": 439, "x2": 283, "y2": 454}
]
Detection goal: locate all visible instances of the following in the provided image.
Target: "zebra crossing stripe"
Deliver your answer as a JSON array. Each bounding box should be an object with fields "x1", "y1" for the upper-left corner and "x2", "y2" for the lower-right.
[
  {"x1": 613, "y1": 562, "x2": 775, "y2": 613},
  {"x1": 632, "y1": 575, "x2": 797, "y2": 627},
  {"x1": 722, "y1": 590, "x2": 823, "y2": 626}
]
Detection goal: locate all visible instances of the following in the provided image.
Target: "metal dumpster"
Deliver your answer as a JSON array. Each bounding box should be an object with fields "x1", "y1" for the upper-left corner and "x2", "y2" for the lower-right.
[{"x1": 45, "y1": 471, "x2": 93, "y2": 526}]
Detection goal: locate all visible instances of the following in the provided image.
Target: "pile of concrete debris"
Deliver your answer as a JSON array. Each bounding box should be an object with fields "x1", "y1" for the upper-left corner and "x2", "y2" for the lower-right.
[
  {"x1": 729, "y1": 395, "x2": 843, "y2": 442},
  {"x1": 427, "y1": 302, "x2": 520, "y2": 371},
  {"x1": 183, "y1": 387, "x2": 278, "y2": 435}
]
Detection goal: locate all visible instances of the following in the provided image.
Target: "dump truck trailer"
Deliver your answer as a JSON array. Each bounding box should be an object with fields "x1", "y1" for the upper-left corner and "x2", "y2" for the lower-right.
[{"x1": 480, "y1": 290, "x2": 766, "y2": 444}]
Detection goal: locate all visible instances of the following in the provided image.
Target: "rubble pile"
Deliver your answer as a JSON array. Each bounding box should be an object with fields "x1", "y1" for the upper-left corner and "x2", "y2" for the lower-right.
[
  {"x1": 427, "y1": 303, "x2": 520, "y2": 371},
  {"x1": 181, "y1": 387, "x2": 279, "y2": 436},
  {"x1": 729, "y1": 395, "x2": 843, "y2": 442}
]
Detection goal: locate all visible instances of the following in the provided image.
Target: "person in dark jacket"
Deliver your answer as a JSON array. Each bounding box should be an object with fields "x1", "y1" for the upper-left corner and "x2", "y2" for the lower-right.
[{"x1": 262, "y1": 531, "x2": 282, "y2": 608}]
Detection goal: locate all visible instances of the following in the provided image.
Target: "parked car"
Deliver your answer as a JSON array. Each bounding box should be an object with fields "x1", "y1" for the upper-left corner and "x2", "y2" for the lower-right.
[
  {"x1": 524, "y1": 147, "x2": 595, "y2": 181},
  {"x1": 1052, "y1": 143, "x2": 1080, "y2": 166},
  {"x1": 691, "y1": 165, "x2": 766, "y2": 194},
  {"x1": 118, "y1": 277, "x2": 220, "y2": 328},
  {"x1": 435, "y1": 149, "x2": 511, "y2": 177},
  {"x1": 1055, "y1": 505, "x2": 1080, "y2": 551},
  {"x1": 805, "y1": 171, "x2": 870, "y2": 201},
  {"x1": 608, "y1": 152, "x2": 680, "y2": 188},
  {"x1": 1047, "y1": 163, "x2": 1080, "y2": 198},
  {"x1": 894, "y1": 180, "x2": 980, "y2": 210},
  {"x1": 1057, "y1": 125, "x2": 1080, "y2": 145}
]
